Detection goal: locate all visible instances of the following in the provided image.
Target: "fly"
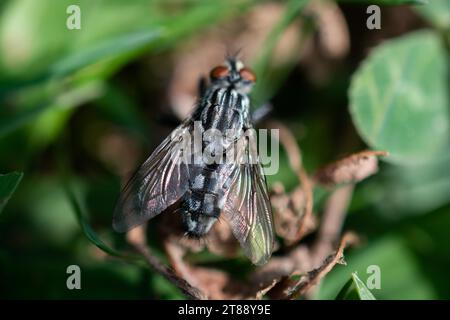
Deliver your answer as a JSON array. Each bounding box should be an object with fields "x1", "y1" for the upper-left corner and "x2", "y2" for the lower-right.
[{"x1": 113, "y1": 57, "x2": 274, "y2": 265}]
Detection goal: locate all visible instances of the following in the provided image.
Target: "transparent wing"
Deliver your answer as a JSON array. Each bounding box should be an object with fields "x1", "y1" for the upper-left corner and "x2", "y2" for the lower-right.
[
  {"x1": 222, "y1": 134, "x2": 274, "y2": 265},
  {"x1": 113, "y1": 121, "x2": 198, "y2": 232}
]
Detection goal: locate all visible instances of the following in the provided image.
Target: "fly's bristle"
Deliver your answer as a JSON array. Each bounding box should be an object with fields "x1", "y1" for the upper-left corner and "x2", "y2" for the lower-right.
[
  {"x1": 183, "y1": 231, "x2": 203, "y2": 240},
  {"x1": 183, "y1": 232, "x2": 208, "y2": 247}
]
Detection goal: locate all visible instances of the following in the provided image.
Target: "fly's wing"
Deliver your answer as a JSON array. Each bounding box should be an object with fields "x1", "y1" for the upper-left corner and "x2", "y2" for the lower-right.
[
  {"x1": 221, "y1": 133, "x2": 274, "y2": 265},
  {"x1": 113, "y1": 121, "x2": 197, "y2": 232}
]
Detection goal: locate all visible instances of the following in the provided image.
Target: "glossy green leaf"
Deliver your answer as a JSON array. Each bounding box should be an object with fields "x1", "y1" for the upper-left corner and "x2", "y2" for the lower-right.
[
  {"x1": 415, "y1": 0, "x2": 450, "y2": 31},
  {"x1": 349, "y1": 30, "x2": 449, "y2": 164},
  {"x1": 353, "y1": 273, "x2": 376, "y2": 299},
  {"x1": 376, "y1": 157, "x2": 450, "y2": 216},
  {"x1": 0, "y1": 171, "x2": 23, "y2": 213},
  {"x1": 336, "y1": 272, "x2": 376, "y2": 300}
]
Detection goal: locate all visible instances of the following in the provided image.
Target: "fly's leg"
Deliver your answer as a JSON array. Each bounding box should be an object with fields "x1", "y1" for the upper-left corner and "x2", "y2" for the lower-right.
[
  {"x1": 251, "y1": 102, "x2": 273, "y2": 125},
  {"x1": 157, "y1": 113, "x2": 182, "y2": 127},
  {"x1": 198, "y1": 76, "x2": 207, "y2": 97}
]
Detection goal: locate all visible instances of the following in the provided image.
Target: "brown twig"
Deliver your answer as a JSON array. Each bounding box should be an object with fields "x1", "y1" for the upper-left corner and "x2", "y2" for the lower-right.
[
  {"x1": 285, "y1": 232, "x2": 358, "y2": 300},
  {"x1": 295, "y1": 165, "x2": 314, "y2": 242},
  {"x1": 312, "y1": 184, "x2": 354, "y2": 266},
  {"x1": 265, "y1": 120, "x2": 314, "y2": 243},
  {"x1": 126, "y1": 226, "x2": 207, "y2": 300},
  {"x1": 255, "y1": 279, "x2": 280, "y2": 300}
]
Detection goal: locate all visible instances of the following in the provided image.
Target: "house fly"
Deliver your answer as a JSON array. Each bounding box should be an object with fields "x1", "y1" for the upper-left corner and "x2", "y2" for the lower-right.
[{"x1": 113, "y1": 58, "x2": 274, "y2": 265}]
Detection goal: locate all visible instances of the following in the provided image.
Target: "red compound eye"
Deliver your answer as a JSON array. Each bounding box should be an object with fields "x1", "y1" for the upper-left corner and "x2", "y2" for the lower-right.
[
  {"x1": 239, "y1": 67, "x2": 256, "y2": 83},
  {"x1": 210, "y1": 65, "x2": 229, "y2": 80}
]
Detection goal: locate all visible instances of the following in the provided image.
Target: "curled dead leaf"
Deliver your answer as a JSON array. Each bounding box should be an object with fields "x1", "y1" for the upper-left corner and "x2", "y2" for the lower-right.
[
  {"x1": 164, "y1": 237, "x2": 270, "y2": 300},
  {"x1": 250, "y1": 245, "x2": 312, "y2": 288},
  {"x1": 265, "y1": 120, "x2": 314, "y2": 245},
  {"x1": 313, "y1": 150, "x2": 388, "y2": 186},
  {"x1": 206, "y1": 219, "x2": 240, "y2": 258},
  {"x1": 271, "y1": 184, "x2": 316, "y2": 245}
]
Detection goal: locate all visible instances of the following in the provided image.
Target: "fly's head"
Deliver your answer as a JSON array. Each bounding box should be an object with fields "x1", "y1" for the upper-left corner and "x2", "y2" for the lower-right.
[{"x1": 209, "y1": 58, "x2": 256, "y2": 95}]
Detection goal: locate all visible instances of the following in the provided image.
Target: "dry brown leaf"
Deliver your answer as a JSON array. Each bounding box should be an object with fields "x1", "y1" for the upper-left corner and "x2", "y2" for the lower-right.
[
  {"x1": 307, "y1": 0, "x2": 350, "y2": 59},
  {"x1": 250, "y1": 245, "x2": 312, "y2": 288},
  {"x1": 205, "y1": 219, "x2": 240, "y2": 258},
  {"x1": 265, "y1": 120, "x2": 314, "y2": 244},
  {"x1": 313, "y1": 150, "x2": 388, "y2": 186},
  {"x1": 271, "y1": 184, "x2": 316, "y2": 245},
  {"x1": 164, "y1": 238, "x2": 258, "y2": 300},
  {"x1": 283, "y1": 232, "x2": 358, "y2": 300}
]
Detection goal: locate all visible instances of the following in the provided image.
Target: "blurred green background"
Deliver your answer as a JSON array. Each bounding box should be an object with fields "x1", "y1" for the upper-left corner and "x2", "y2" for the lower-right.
[{"x1": 0, "y1": 0, "x2": 449, "y2": 299}]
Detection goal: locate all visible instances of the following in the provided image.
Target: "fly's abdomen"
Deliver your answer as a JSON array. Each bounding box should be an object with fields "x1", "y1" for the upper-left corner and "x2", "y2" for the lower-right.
[
  {"x1": 180, "y1": 164, "x2": 224, "y2": 237},
  {"x1": 180, "y1": 87, "x2": 249, "y2": 237}
]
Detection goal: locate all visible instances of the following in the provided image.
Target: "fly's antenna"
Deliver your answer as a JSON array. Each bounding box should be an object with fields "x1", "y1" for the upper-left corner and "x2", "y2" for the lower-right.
[{"x1": 225, "y1": 47, "x2": 243, "y2": 62}]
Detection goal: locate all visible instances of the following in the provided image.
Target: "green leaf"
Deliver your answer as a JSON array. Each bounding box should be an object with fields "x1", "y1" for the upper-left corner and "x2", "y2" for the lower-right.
[
  {"x1": 377, "y1": 157, "x2": 450, "y2": 215},
  {"x1": 0, "y1": 104, "x2": 48, "y2": 138},
  {"x1": 62, "y1": 177, "x2": 136, "y2": 260},
  {"x1": 349, "y1": 30, "x2": 449, "y2": 164},
  {"x1": 317, "y1": 235, "x2": 437, "y2": 299},
  {"x1": 0, "y1": 171, "x2": 23, "y2": 214},
  {"x1": 353, "y1": 273, "x2": 377, "y2": 299},
  {"x1": 335, "y1": 277, "x2": 357, "y2": 299},
  {"x1": 50, "y1": 29, "x2": 161, "y2": 78},
  {"x1": 0, "y1": 80, "x2": 104, "y2": 139},
  {"x1": 336, "y1": 272, "x2": 376, "y2": 300},
  {"x1": 415, "y1": 0, "x2": 450, "y2": 31}
]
